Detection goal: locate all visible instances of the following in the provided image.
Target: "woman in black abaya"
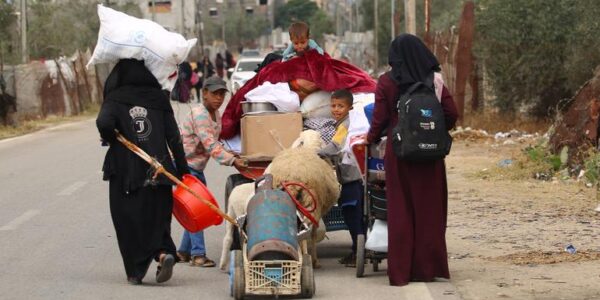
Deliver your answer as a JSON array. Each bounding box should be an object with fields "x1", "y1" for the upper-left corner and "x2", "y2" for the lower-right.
[{"x1": 96, "y1": 59, "x2": 189, "y2": 285}]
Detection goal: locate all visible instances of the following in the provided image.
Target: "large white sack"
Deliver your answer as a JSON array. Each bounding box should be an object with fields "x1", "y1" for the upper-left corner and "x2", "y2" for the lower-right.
[
  {"x1": 87, "y1": 5, "x2": 197, "y2": 88},
  {"x1": 300, "y1": 90, "x2": 332, "y2": 119}
]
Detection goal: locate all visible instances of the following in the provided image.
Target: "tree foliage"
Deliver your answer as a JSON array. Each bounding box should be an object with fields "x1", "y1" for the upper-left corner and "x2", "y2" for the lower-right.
[
  {"x1": 26, "y1": 1, "x2": 141, "y2": 60},
  {"x1": 274, "y1": 0, "x2": 319, "y2": 29},
  {"x1": 307, "y1": 10, "x2": 334, "y2": 45},
  {"x1": 476, "y1": 0, "x2": 600, "y2": 117},
  {"x1": 0, "y1": 1, "x2": 16, "y2": 63},
  {"x1": 359, "y1": 0, "x2": 392, "y2": 66},
  {"x1": 202, "y1": 9, "x2": 270, "y2": 49},
  {"x1": 273, "y1": 0, "x2": 333, "y2": 44}
]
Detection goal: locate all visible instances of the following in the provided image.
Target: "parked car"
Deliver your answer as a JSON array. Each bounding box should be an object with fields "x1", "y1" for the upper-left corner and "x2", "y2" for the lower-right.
[
  {"x1": 240, "y1": 49, "x2": 261, "y2": 57},
  {"x1": 229, "y1": 57, "x2": 264, "y2": 94}
]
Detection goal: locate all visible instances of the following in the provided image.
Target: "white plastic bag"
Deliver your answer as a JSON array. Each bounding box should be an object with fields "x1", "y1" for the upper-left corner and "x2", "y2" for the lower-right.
[
  {"x1": 300, "y1": 90, "x2": 332, "y2": 118},
  {"x1": 341, "y1": 104, "x2": 372, "y2": 165},
  {"x1": 245, "y1": 82, "x2": 300, "y2": 112},
  {"x1": 87, "y1": 5, "x2": 197, "y2": 88},
  {"x1": 365, "y1": 219, "x2": 388, "y2": 252}
]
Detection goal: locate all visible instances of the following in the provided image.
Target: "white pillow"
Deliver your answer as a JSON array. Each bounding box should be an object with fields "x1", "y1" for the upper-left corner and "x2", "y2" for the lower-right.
[{"x1": 87, "y1": 5, "x2": 197, "y2": 88}]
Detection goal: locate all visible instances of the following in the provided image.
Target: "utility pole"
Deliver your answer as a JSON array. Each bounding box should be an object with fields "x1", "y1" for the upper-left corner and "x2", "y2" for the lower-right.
[
  {"x1": 404, "y1": 0, "x2": 416, "y2": 34},
  {"x1": 151, "y1": 0, "x2": 156, "y2": 21},
  {"x1": 335, "y1": 2, "x2": 341, "y2": 36},
  {"x1": 424, "y1": 0, "x2": 431, "y2": 45},
  {"x1": 391, "y1": 0, "x2": 395, "y2": 40},
  {"x1": 180, "y1": 0, "x2": 185, "y2": 35},
  {"x1": 374, "y1": 0, "x2": 379, "y2": 70},
  {"x1": 220, "y1": 1, "x2": 225, "y2": 43},
  {"x1": 425, "y1": 0, "x2": 431, "y2": 35},
  {"x1": 20, "y1": 0, "x2": 27, "y2": 64},
  {"x1": 196, "y1": 0, "x2": 207, "y2": 79}
]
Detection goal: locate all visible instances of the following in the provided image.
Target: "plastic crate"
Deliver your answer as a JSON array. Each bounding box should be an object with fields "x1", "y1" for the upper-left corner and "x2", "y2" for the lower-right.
[
  {"x1": 323, "y1": 205, "x2": 348, "y2": 232},
  {"x1": 245, "y1": 259, "x2": 301, "y2": 295}
]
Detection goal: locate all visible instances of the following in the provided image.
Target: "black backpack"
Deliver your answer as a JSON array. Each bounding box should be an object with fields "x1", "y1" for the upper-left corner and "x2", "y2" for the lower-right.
[{"x1": 391, "y1": 74, "x2": 452, "y2": 161}]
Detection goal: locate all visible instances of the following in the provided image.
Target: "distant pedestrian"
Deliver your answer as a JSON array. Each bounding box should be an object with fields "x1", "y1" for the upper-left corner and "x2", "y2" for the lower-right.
[
  {"x1": 225, "y1": 50, "x2": 236, "y2": 70},
  {"x1": 215, "y1": 53, "x2": 225, "y2": 79},
  {"x1": 193, "y1": 56, "x2": 215, "y2": 100},
  {"x1": 96, "y1": 59, "x2": 189, "y2": 285},
  {"x1": 366, "y1": 34, "x2": 458, "y2": 286}
]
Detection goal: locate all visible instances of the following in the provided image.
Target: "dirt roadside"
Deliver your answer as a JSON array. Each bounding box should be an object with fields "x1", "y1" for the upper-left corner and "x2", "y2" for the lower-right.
[{"x1": 446, "y1": 139, "x2": 600, "y2": 300}]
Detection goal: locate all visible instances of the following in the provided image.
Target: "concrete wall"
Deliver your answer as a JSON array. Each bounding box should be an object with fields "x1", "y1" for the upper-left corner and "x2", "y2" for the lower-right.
[{"x1": 1, "y1": 50, "x2": 105, "y2": 125}]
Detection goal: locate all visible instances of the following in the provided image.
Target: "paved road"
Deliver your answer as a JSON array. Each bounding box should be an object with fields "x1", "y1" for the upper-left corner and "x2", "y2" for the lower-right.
[{"x1": 0, "y1": 101, "x2": 461, "y2": 299}]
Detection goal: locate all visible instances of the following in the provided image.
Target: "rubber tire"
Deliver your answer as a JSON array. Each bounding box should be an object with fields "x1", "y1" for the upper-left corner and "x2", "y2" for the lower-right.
[
  {"x1": 356, "y1": 234, "x2": 365, "y2": 278},
  {"x1": 232, "y1": 250, "x2": 245, "y2": 300},
  {"x1": 230, "y1": 225, "x2": 242, "y2": 251},
  {"x1": 224, "y1": 174, "x2": 254, "y2": 209},
  {"x1": 300, "y1": 254, "x2": 315, "y2": 298}
]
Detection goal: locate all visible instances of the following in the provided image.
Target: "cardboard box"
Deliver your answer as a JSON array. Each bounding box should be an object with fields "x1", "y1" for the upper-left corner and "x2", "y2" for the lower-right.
[{"x1": 241, "y1": 112, "x2": 303, "y2": 159}]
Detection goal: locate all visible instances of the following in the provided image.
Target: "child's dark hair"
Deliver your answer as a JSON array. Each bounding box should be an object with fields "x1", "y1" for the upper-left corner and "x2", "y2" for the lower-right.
[
  {"x1": 331, "y1": 89, "x2": 353, "y2": 106},
  {"x1": 288, "y1": 22, "x2": 310, "y2": 38}
]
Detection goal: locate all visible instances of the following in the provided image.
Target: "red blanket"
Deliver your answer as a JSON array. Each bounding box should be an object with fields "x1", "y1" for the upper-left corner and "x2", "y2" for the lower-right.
[{"x1": 220, "y1": 50, "x2": 377, "y2": 139}]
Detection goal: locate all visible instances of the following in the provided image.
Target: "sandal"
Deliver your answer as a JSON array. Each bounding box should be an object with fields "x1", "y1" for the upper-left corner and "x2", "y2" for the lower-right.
[
  {"x1": 190, "y1": 255, "x2": 216, "y2": 267},
  {"x1": 176, "y1": 251, "x2": 191, "y2": 263},
  {"x1": 156, "y1": 253, "x2": 175, "y2": 283}
]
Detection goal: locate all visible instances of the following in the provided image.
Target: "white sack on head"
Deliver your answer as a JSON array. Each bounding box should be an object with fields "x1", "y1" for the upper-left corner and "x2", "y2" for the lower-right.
[
  {"x1": 245, "y1": 82, "x2": 300, "y2": 112},
  {"x1": 87, "y1": 5, "x2": 197, "y2": 88},
  {"x1": 300, "y1": 90, "x2": 332, "y2": 119}
]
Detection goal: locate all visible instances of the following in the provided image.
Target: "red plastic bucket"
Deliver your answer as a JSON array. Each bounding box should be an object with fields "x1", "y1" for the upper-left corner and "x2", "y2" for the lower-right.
[{"x1": 173, "y1": 174, "x2": 223, "y2": 232}]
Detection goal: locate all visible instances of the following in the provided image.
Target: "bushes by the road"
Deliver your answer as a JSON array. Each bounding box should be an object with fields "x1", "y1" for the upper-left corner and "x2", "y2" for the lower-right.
[{"x1": 476, "y1": 0, "x2": 600, "y2": 118}]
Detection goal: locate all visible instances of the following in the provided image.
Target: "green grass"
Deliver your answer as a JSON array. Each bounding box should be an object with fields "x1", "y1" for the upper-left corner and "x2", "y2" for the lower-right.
[{"x1": 472, "y1": 139, "x2": 561, "y2": 181}]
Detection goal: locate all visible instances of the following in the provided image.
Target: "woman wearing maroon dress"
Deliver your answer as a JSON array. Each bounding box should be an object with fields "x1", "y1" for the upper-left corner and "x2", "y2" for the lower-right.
[{"x1": 366, "y1": 34, "x2": 458, "y2": 286}]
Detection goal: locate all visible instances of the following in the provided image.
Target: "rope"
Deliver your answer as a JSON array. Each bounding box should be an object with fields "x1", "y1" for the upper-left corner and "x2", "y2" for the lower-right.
[{"x1": 280, "y1": 181, "x2": 319, "y2": 227}]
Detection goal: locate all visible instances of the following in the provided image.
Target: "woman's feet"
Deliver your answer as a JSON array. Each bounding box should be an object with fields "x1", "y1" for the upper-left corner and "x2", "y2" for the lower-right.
[
  {"x1": 190, "y1": 255, "x2": 216, "y2": 267},
  {"x1": 127, "y1": 276, "x2": 142, "y2": 285},
  {"x1": 156, "y1": 253, "x2": 175, "y2": 283}
]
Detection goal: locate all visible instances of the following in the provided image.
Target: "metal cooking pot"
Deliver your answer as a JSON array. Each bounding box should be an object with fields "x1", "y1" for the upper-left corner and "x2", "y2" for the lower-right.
[{"x1": 241, "y1": 101, "x2": 278, "y2": 114}]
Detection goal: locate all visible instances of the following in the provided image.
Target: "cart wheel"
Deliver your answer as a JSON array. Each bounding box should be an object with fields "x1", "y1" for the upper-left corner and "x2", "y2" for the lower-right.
[
  {"x1": 225, "y1": 174, "x2": 253, "y2": 209},
  {"x1": 232, "y1": 250, "x2": 245, "y2": 300},
  {"x1": 300, "y1": 254, "x2": 315, "y2": 298},
  {"x1": 372, "y1": 259, "x2": 379, "y2": 272},
  {"x1": 356, "y1": 234, "x2": 365, "y2": 278},
  {"x1": 230, "y1": 225, "x2": 242, "y2": 251}
]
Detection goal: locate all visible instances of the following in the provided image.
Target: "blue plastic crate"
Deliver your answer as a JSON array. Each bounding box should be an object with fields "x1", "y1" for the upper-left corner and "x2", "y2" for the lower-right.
[{"x1": 323, "y1": 205, "x2": 348, "y2": 232}]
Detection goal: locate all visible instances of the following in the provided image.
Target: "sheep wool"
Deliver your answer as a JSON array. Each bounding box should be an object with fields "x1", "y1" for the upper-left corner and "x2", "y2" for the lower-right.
[{"x1": 268, "y1": 147, "x2": 341, "y2": 222}]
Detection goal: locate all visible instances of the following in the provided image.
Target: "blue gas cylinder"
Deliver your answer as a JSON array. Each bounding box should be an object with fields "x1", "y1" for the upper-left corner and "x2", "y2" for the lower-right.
[{"x1": 246, "y1": 178, "x2": 299, "y2": 261}]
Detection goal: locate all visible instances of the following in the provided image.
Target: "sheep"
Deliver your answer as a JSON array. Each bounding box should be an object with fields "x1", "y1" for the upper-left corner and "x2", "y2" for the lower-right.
[
  {"x1": 218, "y1": 129, "x2": 338, "y2": 270},
  {"x1": 218, "y1": 182, "x2": 255, "y2": 270}
]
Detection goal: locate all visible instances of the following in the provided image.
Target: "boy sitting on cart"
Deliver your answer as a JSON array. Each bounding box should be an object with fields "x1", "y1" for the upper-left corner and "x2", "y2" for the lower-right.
[{"x1": 317, "y1": 89, "x2": 365, "y2": 267}]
